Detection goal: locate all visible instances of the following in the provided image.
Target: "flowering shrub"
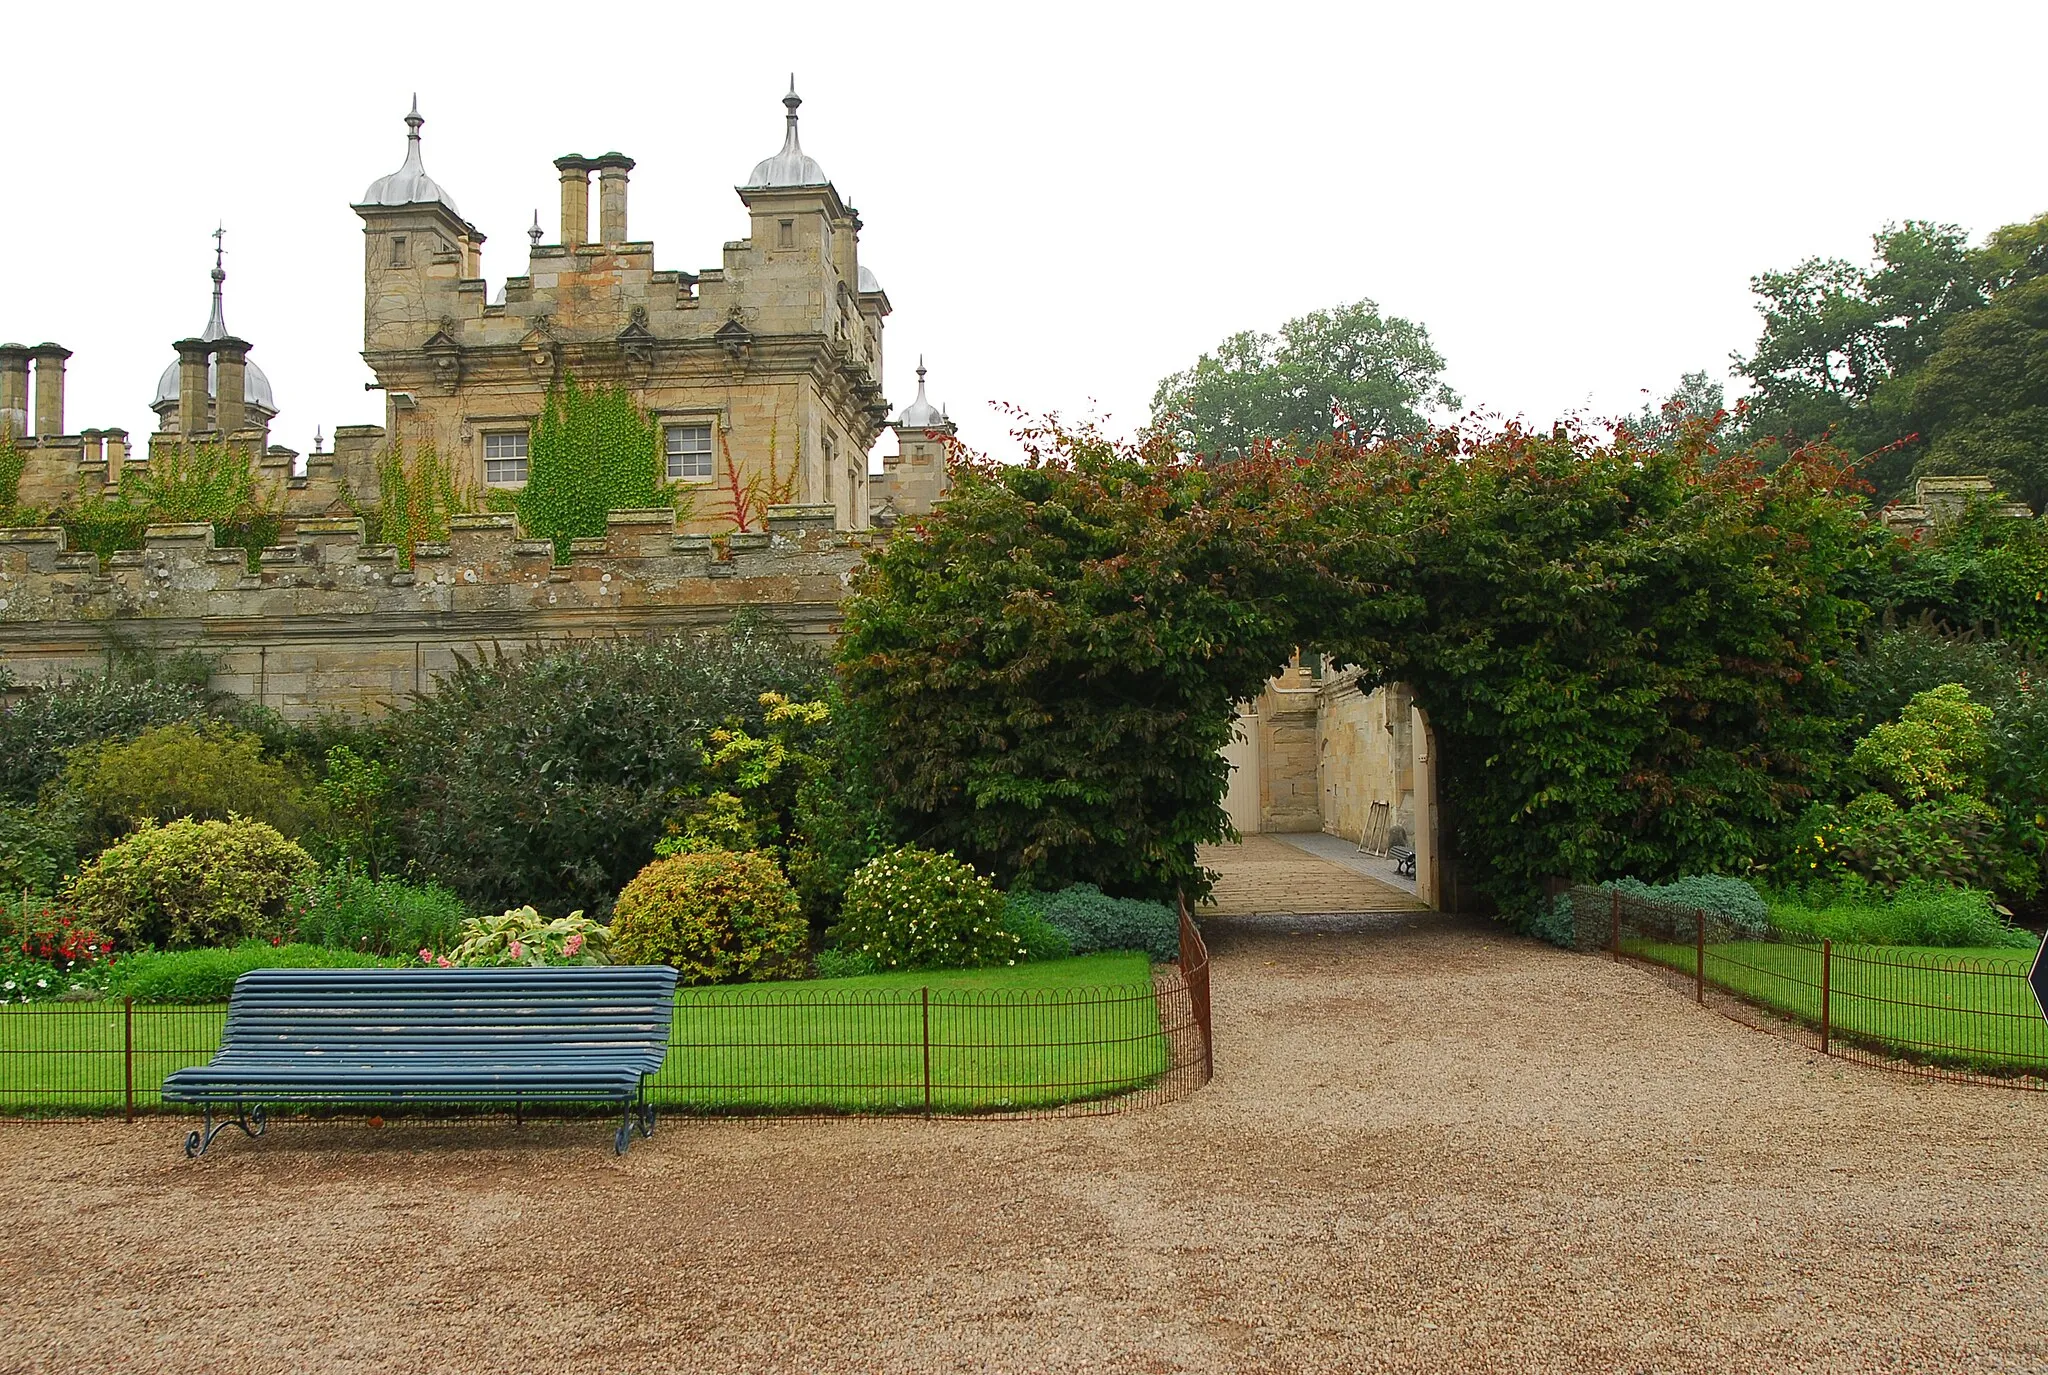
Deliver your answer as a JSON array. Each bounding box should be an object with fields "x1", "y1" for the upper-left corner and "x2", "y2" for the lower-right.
[
  {"x1": 0, "y1": 898, "x2": 116, "y2": 1002},
  {"x1": 828, "y1": 846, "x2": 1027, "y2": 972},
  {"x1": 0, "y1": 952, "x2": 110, "y2": 1003},
  {"x1": 608, "y1": 850, "x2": 805, "y2": 985},
  {"x1": 427, "y1": 907, "x2": 611, "y2": 968},
  {"x1": 13, "y1": 905, "x2": 115, "y2": 967},
  {"x1": 66, "y1": 816, "x2": 316, "y2": 950}
]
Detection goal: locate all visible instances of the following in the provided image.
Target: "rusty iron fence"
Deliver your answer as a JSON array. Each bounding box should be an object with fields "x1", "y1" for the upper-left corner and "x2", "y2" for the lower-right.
[
  {"x1": 0, "y1": 911, "x2": 1212, "y2": 1121},
  {"x1": 1562, "y1": 885, "x2": 2048, "y2": 1088}
]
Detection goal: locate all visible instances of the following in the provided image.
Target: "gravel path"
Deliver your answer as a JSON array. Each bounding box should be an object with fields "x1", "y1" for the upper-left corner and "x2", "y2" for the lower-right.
[{"x1": 4, "y1": 911, "x2": 2045, "y2": 1374}]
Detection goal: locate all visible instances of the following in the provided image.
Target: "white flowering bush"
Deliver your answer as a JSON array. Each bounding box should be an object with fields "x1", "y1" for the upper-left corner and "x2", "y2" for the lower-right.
[{"x1": 827, "y1": 846, "x2": 1026, "y2": 972}]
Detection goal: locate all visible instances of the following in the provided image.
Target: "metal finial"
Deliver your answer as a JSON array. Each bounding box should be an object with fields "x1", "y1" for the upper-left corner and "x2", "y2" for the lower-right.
[
  {"x1": 314, "y1": 425, "x2": 325, "y2": 454},
  {"x1": 916, "y1": 355, "x2": 926, "y2": 383},
  {"x1": 406, "y1": 95, "x2": 424, "y2": 138},
  {"x1": 528, "y1": 210, "x2": 543, "y2": 246},
  {"x1": 784, "y1": 74, "x2": 802, "y2": 116},
  {"x1": 203, "y1": 226, "x2": 230, "y2": 339}
]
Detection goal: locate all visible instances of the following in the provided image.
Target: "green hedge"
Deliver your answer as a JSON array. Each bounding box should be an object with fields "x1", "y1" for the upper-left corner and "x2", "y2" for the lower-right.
[{"x1": 112, "y1": 942, "x2": 397, "y2": 1004}]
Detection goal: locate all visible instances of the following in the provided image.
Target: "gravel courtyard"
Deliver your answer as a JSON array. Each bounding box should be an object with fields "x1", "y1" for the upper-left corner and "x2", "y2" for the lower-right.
[{"x1": 4, "y1": 908, "x2": 2045, "y2": 1374}]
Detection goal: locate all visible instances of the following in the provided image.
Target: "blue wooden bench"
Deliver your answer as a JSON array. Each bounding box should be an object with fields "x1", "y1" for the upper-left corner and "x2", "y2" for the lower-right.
[{"x1": 162, "y1": 966, "x2": 679, "y2": 1156}]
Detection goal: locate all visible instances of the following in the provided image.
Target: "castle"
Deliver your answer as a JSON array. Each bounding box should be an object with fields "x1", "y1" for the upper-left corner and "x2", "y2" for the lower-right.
[{"x1": 2, "y1": 84, "x2": 956, "y2": 532}]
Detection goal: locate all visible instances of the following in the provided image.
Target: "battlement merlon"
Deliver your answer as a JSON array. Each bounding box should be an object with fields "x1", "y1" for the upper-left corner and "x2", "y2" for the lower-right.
[
  {"x1": 0, "y1": 505, "x2": 875, "y2": 716},
  {"x1": 0, "y1": 502, "x2": 866, "y2": 590}
]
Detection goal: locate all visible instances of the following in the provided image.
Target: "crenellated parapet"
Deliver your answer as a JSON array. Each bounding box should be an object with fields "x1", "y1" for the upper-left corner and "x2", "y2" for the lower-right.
[
  {"x1": 354, "y1": 90, "x2": 894, "y2": 536},
  {"x1": 0, "y1": 504, "x2": 870, "y2": 717}
]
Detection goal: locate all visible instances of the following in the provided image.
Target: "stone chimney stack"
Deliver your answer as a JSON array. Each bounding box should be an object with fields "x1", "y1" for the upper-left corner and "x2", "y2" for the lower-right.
[
  {"x1": 555, "y1": 155, "x2": 594, "y2": 248},
  {"x1": 30, "y1": 343, "x2": 71, "y2": 437},
  {"x1": 213, "y1": 338, "x2": 251, "y2": 435},
  {"x1": 175, "y1": 338, "x2": 212, "y2": 437},
  {"x1": 0, "y1": 344, "x2": 27, "y2": 438},
  {"x1": 594, "y1": 153, "x2": 635, "y2": 244}
]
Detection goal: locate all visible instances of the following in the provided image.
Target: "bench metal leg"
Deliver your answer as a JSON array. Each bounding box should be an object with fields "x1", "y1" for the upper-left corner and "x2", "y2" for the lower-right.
[
  {"x1": 614, "y1": 1090, "x2": 657, "y2": 1156},
  {"x1": 636, "y1": 1079, "x2": 655, "y2": 1141},
  {"x1": 184, "y1": 1103, "x2": 267, "y2": 1158}
]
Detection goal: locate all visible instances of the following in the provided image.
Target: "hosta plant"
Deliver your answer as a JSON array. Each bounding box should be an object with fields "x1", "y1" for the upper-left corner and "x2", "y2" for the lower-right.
[{"x1": 426, "y1": 906, "x2": 611, "y2": 968}]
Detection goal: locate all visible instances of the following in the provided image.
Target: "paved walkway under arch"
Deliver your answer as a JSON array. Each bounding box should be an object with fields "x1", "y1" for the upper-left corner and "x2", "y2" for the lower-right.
[{"x1": 1198, "y1": 834, "x2": 1425, "y2": 916}]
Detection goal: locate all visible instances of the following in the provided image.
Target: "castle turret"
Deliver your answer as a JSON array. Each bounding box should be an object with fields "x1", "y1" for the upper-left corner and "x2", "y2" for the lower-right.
[
  {"x1": 877, "y1": 358, "x2": 955, "y2": 522},
  {"x1": 355, "y1": 98, "x2": 487, "y2": 380},
  {"x1": 150, "y1": 230, "x2": 278, "y2": 443},
  {"x1": 737, "y1": 79, "x2": 878, "y2": 527}
]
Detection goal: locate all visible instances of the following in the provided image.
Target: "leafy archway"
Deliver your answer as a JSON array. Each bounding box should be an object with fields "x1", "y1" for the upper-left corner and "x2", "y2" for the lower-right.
[{"x1": 837, "y1": 417, "x2": 1878, "y2": 916}]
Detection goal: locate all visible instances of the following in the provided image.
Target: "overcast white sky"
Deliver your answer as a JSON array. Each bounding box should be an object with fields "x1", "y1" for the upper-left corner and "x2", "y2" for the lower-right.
[{"x1": 8, "y1": 1, "x2": 2045, "y2": 466}]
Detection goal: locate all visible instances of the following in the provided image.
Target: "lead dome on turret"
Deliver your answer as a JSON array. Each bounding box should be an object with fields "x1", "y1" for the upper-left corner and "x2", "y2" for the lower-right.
[
  {"x1": 150, "y1": 235, "x2": 277, "y2": 425},
  {"x1": 895, "y1": 358, "x2": 944, "y2": 428},
  {"x1": 358, "y1": 97, "x2": 464, "y2": 214},
  {"x1": 743, "y1": 79, "x2": 832, "y2": 188}
]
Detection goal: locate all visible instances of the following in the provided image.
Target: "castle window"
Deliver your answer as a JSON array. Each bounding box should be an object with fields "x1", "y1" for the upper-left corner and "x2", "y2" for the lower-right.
[
  {"x1": 390, "y1": 234, "x2": 410, "y2": 268},
  {"x1": 777, "y1": 219, "x2": 795, "y2": 249},
  {"x1": 665, "y1": 423, "x2": 714, "y2": 481},
  {"x1": 484, "y1": 431, "x2": 529, "y2": 485}
]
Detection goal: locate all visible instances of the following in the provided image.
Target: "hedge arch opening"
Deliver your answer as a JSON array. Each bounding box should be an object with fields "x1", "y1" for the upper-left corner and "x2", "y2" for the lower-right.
[{"x1": 838, "y1": 416, "x2": 1876, "y2": 920}]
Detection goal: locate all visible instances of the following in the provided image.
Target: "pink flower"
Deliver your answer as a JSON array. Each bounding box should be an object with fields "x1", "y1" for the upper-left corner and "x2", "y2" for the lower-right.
[
  {"x1": 436, "y1": 956, "x2": 453, "y2": 968},
  {"x1": 564, "y1": 933, "x2": 584, "y2": 955},
  {"x1": 509, "y1": 940, "x2": 525, "y2": 960},
  {"x1": 418, "y1": 948, "x2": 434, "y2": 963}
]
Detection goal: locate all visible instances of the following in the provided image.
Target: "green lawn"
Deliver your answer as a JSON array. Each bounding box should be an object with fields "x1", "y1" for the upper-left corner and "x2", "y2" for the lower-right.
[
  {"x1": 1625, "y1": 935, "x2": 2047, "y2": 1077},
  {"x1": 0, "y1": 953, "x2": 1169, "y2": 1117}
]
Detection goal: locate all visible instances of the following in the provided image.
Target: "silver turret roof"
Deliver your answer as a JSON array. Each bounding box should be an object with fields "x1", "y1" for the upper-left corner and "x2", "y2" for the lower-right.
[
  {"x1": 359, "y1": 97, "x2": 464, "y2": 215},
  {"x1": 895, "y1": 358, "x2": 943, "y2": 428},
  {"x1": 857, "y1": 265, "x2": 883, "y2": 294},
  {"x1": 743, "y1": 78, "x2": 831, "y2": 189},
  {"x1": 151, "y1": 231, "x2": 277, "y2": 417}
]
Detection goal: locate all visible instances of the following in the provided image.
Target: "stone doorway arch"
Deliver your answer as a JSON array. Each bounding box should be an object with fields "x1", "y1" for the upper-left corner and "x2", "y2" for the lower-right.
[{"x1": 1225, "y1": 660, "x2": 1448, "y2": 909}]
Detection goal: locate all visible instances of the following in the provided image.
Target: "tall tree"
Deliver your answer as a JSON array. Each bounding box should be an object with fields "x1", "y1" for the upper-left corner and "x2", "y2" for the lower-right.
[
  {"x1": 1911, "y1": 272, "x2": 2048, "y2": 511},
  {"x1": 1617, "y1": 370, "x2": 1727, "y2": 455},
  {"x1": 1732, "y1": 221, "x2": 1991, "y2": 494},
  {"x1": 1148, "y1": 300, "x2": 1458, "y2": 457}
]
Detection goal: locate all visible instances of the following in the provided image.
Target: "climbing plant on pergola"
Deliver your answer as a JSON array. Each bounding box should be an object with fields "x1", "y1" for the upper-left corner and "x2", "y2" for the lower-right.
[{"x1": 837, "y1": 416, "x2": 1881, "y2": 916}]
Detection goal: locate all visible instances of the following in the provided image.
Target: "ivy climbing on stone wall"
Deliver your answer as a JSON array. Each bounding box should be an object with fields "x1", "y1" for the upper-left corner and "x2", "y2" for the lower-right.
[
  {"x1": 346, "y1": 438, "x2": 474, "y2": 569},
  {"x1": 514, "y1": 376, "x2": 688, "y2": 558},
  {"x1": 56, "y1": 443, "x2": 284, "y2": 570}
]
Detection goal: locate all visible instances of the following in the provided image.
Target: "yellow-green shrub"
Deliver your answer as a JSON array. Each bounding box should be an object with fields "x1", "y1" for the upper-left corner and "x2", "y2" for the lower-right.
[
  {"x1": 62, "y1": 721, "x2": 314, "y2": 840},
  {"x1": 608, "y1": 849, "x2": 805, "y2": 984},
  {"x1": 66, "y1": 816, "x2": 317, "y2": 950}
]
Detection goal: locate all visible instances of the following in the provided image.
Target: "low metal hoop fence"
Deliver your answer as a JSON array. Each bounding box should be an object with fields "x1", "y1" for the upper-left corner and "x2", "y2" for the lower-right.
[
  {"x1": 1562, "y1": 885, "x2": 2048, "y2": 1088},
  {"x1": 0, "y1": 911, "x2": 1213, "y2": 1121}
]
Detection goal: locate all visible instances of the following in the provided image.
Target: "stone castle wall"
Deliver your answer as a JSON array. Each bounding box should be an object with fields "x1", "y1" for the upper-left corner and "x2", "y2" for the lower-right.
[{"x1": 0, "y1": 503, "x2": 864, "y2": 718}]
